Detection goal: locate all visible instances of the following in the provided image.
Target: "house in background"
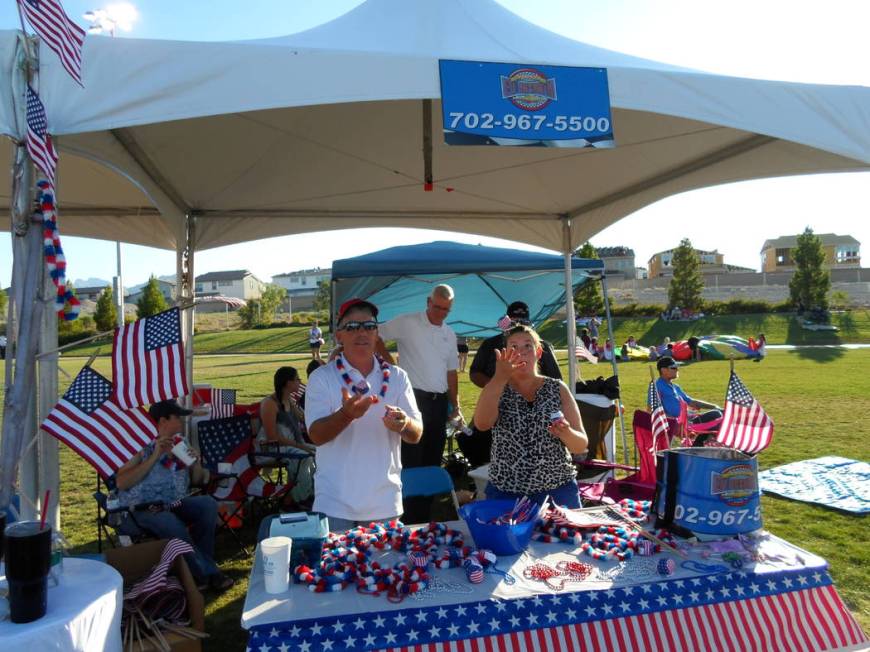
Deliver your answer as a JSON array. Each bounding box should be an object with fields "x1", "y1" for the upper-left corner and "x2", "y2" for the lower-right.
[
  {"x1": 595, "y1": 246, "x2": 635, "y2": 279},
  {"x1": 648, "y1": 247, "x2": 728, "y2": 277},
  {"x1": 195, "y1": 270, "x2": 265, "y2": 300},
  {"x1": 73, "y1": 286, "x2": 110, "y2": 302},
  {"x1": 272, "y1": 267, "x2": 331, "y2": 311},
  {"x1": 125, "y1": 278, "x2": 176, "y2": 305},
  {"x1": 760, "y1": 233, "x2": 861, "y2": 272}
]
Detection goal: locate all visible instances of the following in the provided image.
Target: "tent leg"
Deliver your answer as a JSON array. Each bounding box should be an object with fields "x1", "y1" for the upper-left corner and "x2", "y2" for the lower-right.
[
  {"x1": 177, "y1": 214, "x2": 195, "y2": 411},
  {"x1": 561, "y1": 217, "x2": 578, "y2": 393},
  {"x1": 601, "y1": 275, "x2": 629, "y2": 465}
]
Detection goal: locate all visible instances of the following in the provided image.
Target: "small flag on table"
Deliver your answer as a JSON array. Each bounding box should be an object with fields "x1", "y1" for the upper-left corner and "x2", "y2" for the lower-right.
[
  {"x1": 647, "y1": 380, "x2": 670, "y2": 445},
  {"x1": 112, "y1": 307, "x2": 188, "y2": 409},
  {"x1": 17, "y1": 0, "x2": 86, "y2": 85},
  {"x1": 716, "y1": 371, "x2": 774, "y2": 454},
  {"x1": 41, "y1": 366, "x2": 156, "y2": 478}
]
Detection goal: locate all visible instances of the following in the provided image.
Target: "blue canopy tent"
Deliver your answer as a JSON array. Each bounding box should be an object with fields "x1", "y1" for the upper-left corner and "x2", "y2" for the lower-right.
[{"x1": 330, "y1": 241, "x2": 605, "y2": 337}]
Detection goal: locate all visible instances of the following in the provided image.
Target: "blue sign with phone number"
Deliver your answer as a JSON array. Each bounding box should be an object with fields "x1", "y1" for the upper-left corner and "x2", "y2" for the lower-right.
[{"x1": 439, "y1": 59, "x2": 614, "y2": 147}]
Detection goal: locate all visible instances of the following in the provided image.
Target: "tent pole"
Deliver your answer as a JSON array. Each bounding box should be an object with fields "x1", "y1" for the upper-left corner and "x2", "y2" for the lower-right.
[
  {"x1": 177, "y1": 213, "x2": 195, "y2": 411},
  {"x1": 561, "y1": 217, "x2": 577, "y2": 392},
  {"x1": 601, "y1": 274, "x2": 629, "y2": 465}
]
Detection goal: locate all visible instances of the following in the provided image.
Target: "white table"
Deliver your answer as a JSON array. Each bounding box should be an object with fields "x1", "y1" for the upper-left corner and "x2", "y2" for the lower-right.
[{"x1": 1, "y1": 557, "x2": 123, "y2": 651}]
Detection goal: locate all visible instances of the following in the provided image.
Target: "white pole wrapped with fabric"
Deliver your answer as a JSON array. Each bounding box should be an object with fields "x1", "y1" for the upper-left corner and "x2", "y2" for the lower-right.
[
  {"x1": 601, "y1": 274, "x2": 629, "y2": 465},
  {"x1": 562, "y1": 217, "x2": 578, "y2": 393}
]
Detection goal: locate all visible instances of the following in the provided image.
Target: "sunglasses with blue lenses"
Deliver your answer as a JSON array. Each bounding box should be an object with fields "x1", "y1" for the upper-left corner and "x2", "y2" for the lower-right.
[{"x1": 340, "y1": 320, "x2": 379, "y2": 332}]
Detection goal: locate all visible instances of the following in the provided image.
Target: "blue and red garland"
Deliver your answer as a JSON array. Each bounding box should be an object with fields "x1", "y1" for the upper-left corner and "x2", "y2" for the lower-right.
[{"x1": 38, "y1": 180, "x2": 79, "y2": 320}]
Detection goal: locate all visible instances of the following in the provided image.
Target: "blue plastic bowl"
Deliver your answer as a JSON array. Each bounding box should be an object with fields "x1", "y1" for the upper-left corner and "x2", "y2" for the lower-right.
[{"x1": 459, "y1": 499, "x2": 538, "y2": 556}]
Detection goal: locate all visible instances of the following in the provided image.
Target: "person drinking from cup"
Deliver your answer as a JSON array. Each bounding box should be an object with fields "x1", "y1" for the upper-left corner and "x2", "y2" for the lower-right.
[
  {"x1": 114, "y1": 399, "x2": 234, "y2": 592},
  {"x1": 473, "y1": 324, "x2": 588, "y2": 508},
  {"x1": 305, "y1": 298, "x2": 423, "y2": 533}
]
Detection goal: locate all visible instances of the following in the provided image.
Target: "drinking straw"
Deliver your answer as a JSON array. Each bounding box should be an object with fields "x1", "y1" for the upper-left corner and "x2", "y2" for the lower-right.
[{"x1": 39, "y1": 489, "x2": 50, "y2": 530}]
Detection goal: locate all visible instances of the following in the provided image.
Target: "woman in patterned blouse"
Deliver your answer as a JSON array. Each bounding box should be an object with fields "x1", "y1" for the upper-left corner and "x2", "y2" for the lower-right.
[{"x1": 473, "y1": 325, "x2": 588, "y2": 508}]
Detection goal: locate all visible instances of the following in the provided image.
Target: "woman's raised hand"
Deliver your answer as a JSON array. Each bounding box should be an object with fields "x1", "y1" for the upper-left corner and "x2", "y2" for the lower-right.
[{"x1": 493, "y1": 346, "x2": 525, "y2": 382}]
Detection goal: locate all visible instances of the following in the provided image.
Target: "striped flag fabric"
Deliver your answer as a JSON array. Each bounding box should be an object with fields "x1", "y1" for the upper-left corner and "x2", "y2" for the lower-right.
[
  {"x1": 574, "y1": 337, "x2": 598, "y2": 364},
  {"x1": 17, "y1": 0, "x2": 86, "y2": 85},
  {"x1": 205, "y1": 388, "x2": 237, "y2": 418},
  {"x1": 41, "y1": 366, "x2": 157, "y2": 478},
  {"x1": 25, "y1": 86, "x2": 58, "y2": 183},
  {"x1": 647, "y1": 379, "x2": 670, "y2": 445},
  {"x1": 716, "y1": 371, "x2": 774, "y2": 454},
  {"x1": 198, "y1": 415, "x2": 288, "y2": 500},
  {"x1": 112, "y1": 307, "x2": 188, "y2": 409}
]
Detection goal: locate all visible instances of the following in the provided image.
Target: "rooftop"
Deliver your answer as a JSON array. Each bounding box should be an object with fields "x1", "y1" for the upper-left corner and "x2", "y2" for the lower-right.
[{"x1": 760, "y1": 233, "x2": 860, "y2": 253}]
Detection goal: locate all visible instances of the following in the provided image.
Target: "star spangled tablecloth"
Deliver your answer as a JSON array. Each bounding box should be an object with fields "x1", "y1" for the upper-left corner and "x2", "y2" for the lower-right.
[{"x1": 242, "y1": 525, "x2": 867, "y2": 652}]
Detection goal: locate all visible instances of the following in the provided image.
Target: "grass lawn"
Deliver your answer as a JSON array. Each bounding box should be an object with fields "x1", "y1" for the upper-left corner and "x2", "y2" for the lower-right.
[
  {"x1": 58, "y1": 309, "x2": 870, "y2": 359},
  {"x1": 1, "y1": 348, "x2": 868, "y2": 649}
]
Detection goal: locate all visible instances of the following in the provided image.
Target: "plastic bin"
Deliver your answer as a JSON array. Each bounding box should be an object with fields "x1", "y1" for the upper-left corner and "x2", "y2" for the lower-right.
[
  {"x1": 459, "y1": 499, "x2": 538, "y2": 556},
  {"x1": 266, "y1": 512, "x2": 329, "y2": 568}
]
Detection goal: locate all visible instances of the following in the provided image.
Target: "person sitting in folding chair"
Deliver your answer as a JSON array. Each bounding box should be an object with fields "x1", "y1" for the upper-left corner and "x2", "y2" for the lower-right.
[
  {"x1": 651, "y1": 356, "x2": 723, "y2": 444},
  {"x1": 255, "y1": 366, "x2": 316, "y2": 507},
  {"x1": 306, "y1": 298, "x2": 423, "y2": 533},
  {"x1": 114, "y1": 400, "x2": 234, "y2": 592}
]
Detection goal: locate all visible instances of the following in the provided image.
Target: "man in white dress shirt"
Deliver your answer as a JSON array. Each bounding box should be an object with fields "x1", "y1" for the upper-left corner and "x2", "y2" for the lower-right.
[
  {"x1": 376, "y1": 285, "x2": 459, "y2": 473},
  {"x1": 305, "y1": 298, "x2": 422, "y2": 532}
]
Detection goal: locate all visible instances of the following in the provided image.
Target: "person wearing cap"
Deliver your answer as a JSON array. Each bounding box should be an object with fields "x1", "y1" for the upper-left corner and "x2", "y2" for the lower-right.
[
  {"x1": 461, "y1": 302, "x2": 562, "y2": 468},
  {"x1": 375, "y1": 285, "x2": 459, "y2": 475},
  {"x1": 306, "y1": 298, "x2": 423, "y2": 532},
  {"x1": 651, "y1": 356, "x2": 723, "y2": 428},
  {"x1": 470, "y1": 301, "x2": 562, "y2": 389},
  {"x1": 114, "y1": 400, "x2": 233, "y2": 592}
]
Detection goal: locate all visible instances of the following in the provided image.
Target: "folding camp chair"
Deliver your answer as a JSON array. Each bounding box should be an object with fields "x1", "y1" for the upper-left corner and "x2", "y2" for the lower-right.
[
  {"x1": 401, "y1": 466, "x2": 461, "y2": 519},
  {"x1": 197, "y1": 414, "x2": 296, "y2": 557},
  {"x1": 578, "y1": 410, "x2": 671, "y2": 502}
]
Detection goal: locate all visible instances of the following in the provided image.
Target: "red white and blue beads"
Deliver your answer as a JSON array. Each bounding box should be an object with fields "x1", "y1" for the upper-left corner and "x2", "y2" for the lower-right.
[
  {"x1": 336, "y1": 355, "x2": 391, "y2": 400},
  {"x1": 579, "y1": 526, "x2": 640, "y2": 562},
  {"x1": 657, "y1": 558, "x2": 676, "y2": 576}
]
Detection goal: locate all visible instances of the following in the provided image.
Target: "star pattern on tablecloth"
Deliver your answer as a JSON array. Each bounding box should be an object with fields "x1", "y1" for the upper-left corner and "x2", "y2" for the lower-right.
[{"x1": 247, "y1": 566, "x2": 833, "y2": 651}]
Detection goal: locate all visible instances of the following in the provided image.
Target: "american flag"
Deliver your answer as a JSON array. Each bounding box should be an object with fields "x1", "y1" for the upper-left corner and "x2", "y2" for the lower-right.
[
  {"x1": 647, "y1": 380, "x2": 670, "y2": 445},
  {"x1": 574, "y1": 338, "x2": 598, "y2": 364},
  {"x1": 25, "y1": 86, "x2": 58, "y2": 183},
  {"x1": 716, "y1": 371, "x2": 774, "y2": 454},
  {"x1": 112, "y1": 307, "x2": 188, "y2": 409},
  {"x1": 198, "y1": 415, "x2": 287, "y2": 501},
  {"x1": 194, "y1": 388, "x2": 236, "y2": 418},
  {"x1": 496, "y1": 315, "x2": 513, "y2": 331},
  {"x1": 17, "y1": 0, "x2": 86, "y2": 85},
  {"x1": 41, "y1": 366, "x2": 156, "y2": 478}
]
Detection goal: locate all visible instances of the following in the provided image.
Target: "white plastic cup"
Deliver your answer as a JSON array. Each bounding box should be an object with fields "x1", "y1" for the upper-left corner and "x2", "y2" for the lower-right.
[
  {"x1": 261, "y1": 536, "x2": 292, "y2": 594},
  {"x1": 171, "y1": 438, "x2": 196, "y2": 466}
]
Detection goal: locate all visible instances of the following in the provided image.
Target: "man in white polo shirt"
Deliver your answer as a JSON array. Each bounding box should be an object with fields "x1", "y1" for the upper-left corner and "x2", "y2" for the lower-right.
[
  {"x1": 377, "y1": 285, "x2": 459, "y2": 476},
  {"x1": 305, "y1": 298, "x2": 422, "y2": 532}
]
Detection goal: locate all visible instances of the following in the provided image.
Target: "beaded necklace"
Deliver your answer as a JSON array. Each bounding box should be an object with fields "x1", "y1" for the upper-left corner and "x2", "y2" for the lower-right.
[
  {"x1": 522, "y1": 560, "x2": 593, "y2": 590},
  {"x1": 336, "y1": 354, "x2": 391, "y2": 399}
]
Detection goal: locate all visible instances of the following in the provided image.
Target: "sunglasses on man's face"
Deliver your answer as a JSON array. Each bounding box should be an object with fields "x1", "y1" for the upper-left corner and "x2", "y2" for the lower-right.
[{"x1": 340, "y1": 320, "x2": 378, "y2": 332}]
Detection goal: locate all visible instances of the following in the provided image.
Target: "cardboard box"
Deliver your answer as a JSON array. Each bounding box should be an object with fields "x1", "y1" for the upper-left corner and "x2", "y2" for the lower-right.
[{"x1": 105, "y1": 539, "x2": 206, "y2": 652}]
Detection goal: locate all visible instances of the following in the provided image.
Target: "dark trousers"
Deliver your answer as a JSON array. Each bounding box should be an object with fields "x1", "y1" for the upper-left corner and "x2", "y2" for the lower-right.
[
  {"x1": 403, "y1": 389, "x2": 448, "y2": 468},
  {"x1": 402, "y1": 389, "x2": 448, "y2": 523}
]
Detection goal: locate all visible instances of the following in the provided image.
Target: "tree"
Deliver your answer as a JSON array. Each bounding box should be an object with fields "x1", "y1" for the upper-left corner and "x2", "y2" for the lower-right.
[
  {"x1": 314, "y1": 279, "x2": 331, "y2": 313},
  {"x1": 136, "y1": 276, "x2": 168, "y2": 318},
  {"x1": 238, "y1": 284, "x2": 287, "y2": 328},
  {"x1": 668, "y1": 238, "x2": 704, "y2": 310},
  {"x1": 789, "y1": 227, "x2": 830, "y2": 311},
  {"x1": 573, "y1": 242, "x2": 604, "y2": 316},
  {"x1": 94, "y1": 285, "x2": 117, "y2": 331},
  {"x1": 0, "y1": 286, "x2": 7, "y2": 317}
]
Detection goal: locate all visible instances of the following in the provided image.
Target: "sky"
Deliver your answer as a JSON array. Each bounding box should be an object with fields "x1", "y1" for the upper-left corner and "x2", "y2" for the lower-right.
[{"x1": 1, "y1": 0, "x2": 868, "y2": 288}]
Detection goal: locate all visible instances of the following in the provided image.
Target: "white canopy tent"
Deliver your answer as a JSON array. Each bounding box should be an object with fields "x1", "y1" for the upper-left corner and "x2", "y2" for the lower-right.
[{"x1": 2, "y1": 0, "x2": 870, "y2": 519}]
